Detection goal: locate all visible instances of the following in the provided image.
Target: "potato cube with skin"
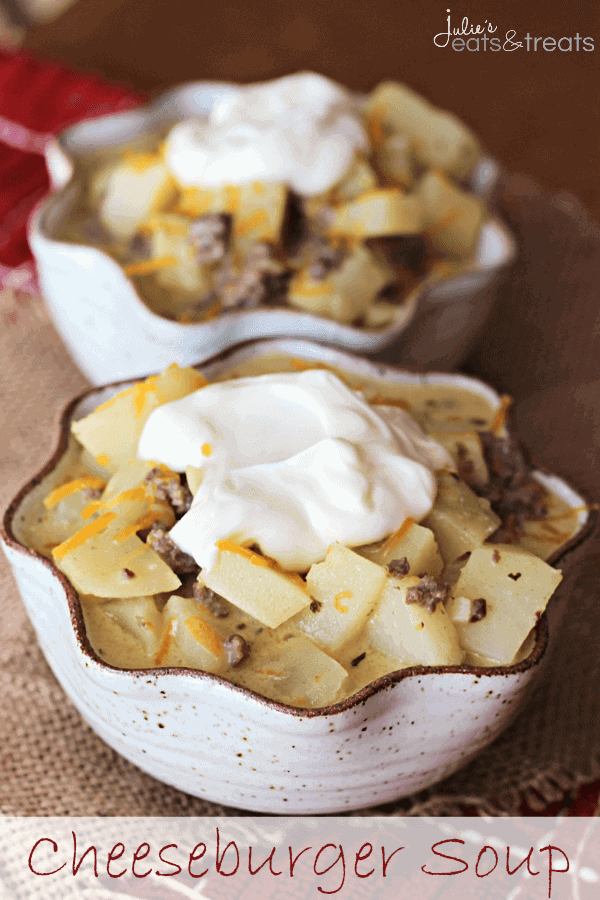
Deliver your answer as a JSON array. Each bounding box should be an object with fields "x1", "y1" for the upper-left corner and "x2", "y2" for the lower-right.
[
  {"x1": 99, "y1": 155, "x2": 176, "y2": 241},
  {"x1": 202, "y1": 543, "x2": 311, "y2": 628},
  {"x1": 357, "y1": 519, "x2": 443, "y2": 576},
  {"x1": 451, "y1": 545, "x2": 562, "y2": 664},
  {"x1": 156, "y1": 595, "x2": 226, "y2": 674},
  {"x1": 234, "y1": 631, "x2": 348, "y2": 709},
  {"x1": 291, "y1": 544, "x2": 387, "y2": 653},
  {"x1": 423, "y1": 473, "x2": 501, "y2": 563},
  {"x1": 71, "y1": 364, "x2": 207, "y2": 473},
  {"x1": 368, "y1": 575, "x2": 464, "y2": 666}
]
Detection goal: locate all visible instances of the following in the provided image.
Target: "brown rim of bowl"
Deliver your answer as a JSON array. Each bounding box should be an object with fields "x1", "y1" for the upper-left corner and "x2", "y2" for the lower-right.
[{"x1": 2, "y1": 342, "x2": 597, "y2": 719}]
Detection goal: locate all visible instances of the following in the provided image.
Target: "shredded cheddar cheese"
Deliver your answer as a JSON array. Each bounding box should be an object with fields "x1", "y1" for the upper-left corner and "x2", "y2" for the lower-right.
[
  {"x1": 96, "y1": 454, "x2": 111, "y2": 468},
  {"x1": 52, "y1": 512, "x2": 117, "y2": 560},
  {"x1": 380, "y1": 517, "x2": 415, "y2": 554},
  {"x1": 214, "y1": 540, "x2": 307, "y2": 589},
  {"x1": 154, "y1": 618, "x2": 175, "y2": 665},
  {"x1": 235, "y1": 209, "x2": 268, "y2": 236},
  {"x1": 123, "y1": 151, "x2": 161, "y2": 172},
  {"x1": 369, "y1": 394, "x2": 411, "y2": 410},
  {"x1": 185, "y1": 616, "x2": 223, "y2": 658},
  {"x1": 81, "y1": 500, "x2": 104, "y2": 520},
  {"x1": 113, "y1": 510, "x2": 163, "y2": 544},
  {"x1": 201, "y1": 443, "x2": 213, "y2": 457},
  {"x1": 123, "y1": 255, "x2": 178, "y2": 277},
  {"x1": 43, "y1": 476, "x2": 106, "y2": 510},
  {"x1": 491, "y1": 395, "x2": 512, "y2": 435},
  {"x1": 225, "y1": 185, "x2": 240, "y2": 214},
  {"x1": 333, "y1": 591, "x2": 352, "y2": 613}
]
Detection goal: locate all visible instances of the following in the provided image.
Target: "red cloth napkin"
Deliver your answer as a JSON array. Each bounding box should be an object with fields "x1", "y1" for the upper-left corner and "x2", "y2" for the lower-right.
[{"x1": 0, "y1": 48, "x2": 143, "y2": 274}]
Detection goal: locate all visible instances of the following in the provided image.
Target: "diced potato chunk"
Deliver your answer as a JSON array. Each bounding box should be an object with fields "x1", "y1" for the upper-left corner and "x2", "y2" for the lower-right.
[
  {"x1": 202, "y1": 544, "x2": 311, "y2": 628},
  {"x1": 71, "y1": 364, "x2": 207, "y2": 473},
  {"x1": 363, "y1": 301, "x2": 398, "y2": 329},
  {"x1": 335, "y1": 642, "x2": 409, "y2": 694},
  {"x1": 357, "y1": 519, "x2": 443, "y2": 576},
  {"x1": 156, "y1": 596, "x2": 226, "y2": 674},
  {"x1": 234, "y1": 631, "x2": 347, "y2": 709},
  {"x1": 368, "y1": 575, "x2": 464, "y2": 666},
  {"x1": 80, "y1": 594, "x2": 162, "y2": 669},
  {"x1": 451, "y1": 545, "x2": 562, "y2": 664},
  {"x1": 429, "y1": 430, "x2": 488, "y2": 486},
  {"x1": 417, "y1": 170, "x2": 485, "y2": 258},
  {"x1": 287, "y1": 244, "x2": 393, "y2": 324},
  {"x1": 291, "y1": 544, "x2": 387, "y2": 653},
  {"x1": 232, "y1": 182, "x2": 288, "y2": 259},
  {"x1": 333, "y1": 154, "x2": 379, "y2": 201},
  {"x1": 175, "y1": 184, "x2": 231, "y2": 217},
  {"x1": 329, "y1": 188, "x2": 423, "y2": 239},
  {"x1": 365, "y1": 82, "x2": 480, "y2": 180},
  {"x1": 375, "y1": 134, "x2": 414, "y2": 187},
  {"x1": 423, "y1": 473, "x2": 500, "y2": 563},
  {"x1": 99, "y1": 155, "x2": 176, "y2": 240},
  {"x1": 52, "y1": 512, "x2": 181, "y2": 598},
  {"x1": 185, "y1": 465, "x2": 204, "y2": 496},
  {"x1": 150, "y1": 221, "x2": 214, "y2": 295}
]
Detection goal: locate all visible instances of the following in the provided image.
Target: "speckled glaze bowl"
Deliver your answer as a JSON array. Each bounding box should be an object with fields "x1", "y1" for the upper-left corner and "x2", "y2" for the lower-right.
[
  {"x1": 1, "y1": 340, "x2": 592, "y2": 814},
  {"x1": 30, "y1": 81, "x2": 516, "y2": 384}
]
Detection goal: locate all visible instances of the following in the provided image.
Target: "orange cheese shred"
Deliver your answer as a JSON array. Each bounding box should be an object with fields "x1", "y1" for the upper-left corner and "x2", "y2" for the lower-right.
[
  {"x1": 113, "y1": 510, "x2": 163, "y2": 544},
  {"x1": 185, "y1": 616, "x2": 223, "y2": 658},
  {"x1": 333, "y1": 591, "x2": 352, "y2": 613},
  {"x1": 491, "y1": 395, "x2": 513, "y2": 435},
  {"x1": 214, "y1": 540, "x2": 307, "y2": 589},
  {"x1": 43, "y1": 476, "x2": 106, "y2": 510},
  {"x1": 380, "y1": 517, "x2": 415, "y2": 555},
  {"x1": 81, "y1": 500, "x2": 104, "y2": 520},
  {"x1": 235, "y1": 209, "x2": 268, "y2": 236},
  {"x1": 201, "y1": 443, "x2": 213, "y2": 457},
  {"x1": 154, "y1": 618, "x2": 175, "y2": 665},
  {"x1": 369, "y1": 395, "x2": 411, "y2": 410},
  {"x1": 123, "y1": 255, "x2": 178, "y2": 277},
  {"x1": 52, "y1": 512, "x2": 117, "y2": 560}
]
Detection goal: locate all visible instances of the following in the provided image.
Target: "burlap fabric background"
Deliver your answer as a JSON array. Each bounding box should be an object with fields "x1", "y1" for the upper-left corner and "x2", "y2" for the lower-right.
[{"x1": 1, "y1": 173, "x2": 599, "y2": 817}]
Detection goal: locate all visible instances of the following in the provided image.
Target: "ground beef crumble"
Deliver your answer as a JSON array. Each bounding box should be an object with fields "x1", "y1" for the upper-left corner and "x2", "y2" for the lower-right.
[
  {"x1": 388, "y1": 557, "x2": 410, "y2": 578},
  {"x1": 405, "y1": 575, "x2": 450, "y2": 613},
  {"x1": 216, "y1": 243, "x2": 290, "y2": 310},
  {"x1": 223, "y1": 634, "x2": 251, "y2": 667},
  {"x1": 473, "y1": 432, "x2": 549, "y2": 541},
  {"x1": 145, "y1": 468, "x2": 192, "y2": 516},
  {"x1": 193, "y1": 582, "x2": 229, "y2": 618},
  {"x1": 189, "y1": 213, "x2": 230, "y2": 265},
  {"x1": 146, "y1": 524, "x2": 199, "y2": 574},
  {"x1": 306, "y1": 236, "x2": 347, "y2": 280},
  {"x1": 469, "y1": 598, "x2": 487, "y2": 622}
]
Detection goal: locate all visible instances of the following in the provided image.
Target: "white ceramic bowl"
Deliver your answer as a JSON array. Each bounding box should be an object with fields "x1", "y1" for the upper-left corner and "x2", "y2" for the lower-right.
[
  {"x1": 30, "y1": 82, "x2": 516, "y2": 384},
  {"x1": 1, "y1": 341, "x2": 593, "y2": 814}
]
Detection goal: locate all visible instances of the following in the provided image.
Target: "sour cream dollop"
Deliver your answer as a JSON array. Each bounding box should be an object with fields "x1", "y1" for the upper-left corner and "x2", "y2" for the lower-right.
[
  {"x1": 164, "y1": 72, "x2": 368, "y2": 196},
  {"x1": 137, "y1": 370, "x2": 452, "y2": 573}
]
